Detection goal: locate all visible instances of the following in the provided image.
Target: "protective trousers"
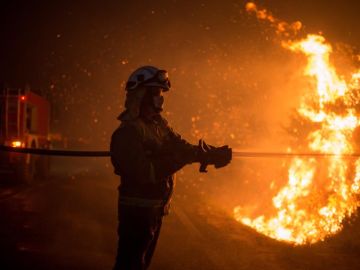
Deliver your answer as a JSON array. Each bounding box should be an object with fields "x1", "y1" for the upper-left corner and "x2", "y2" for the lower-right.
[{"x1": 113, "y1": 205, "x2": 163, "y2": 270}]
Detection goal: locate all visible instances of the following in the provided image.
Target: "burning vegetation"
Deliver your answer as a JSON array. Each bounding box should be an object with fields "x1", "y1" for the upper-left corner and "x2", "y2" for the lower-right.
[{"x1": 234, "y1": 2, "x2": 360, "y2": 245}]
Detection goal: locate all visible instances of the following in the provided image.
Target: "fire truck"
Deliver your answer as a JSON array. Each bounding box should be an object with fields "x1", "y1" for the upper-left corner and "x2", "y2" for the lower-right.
[{"x1": 0, "y1": 85, "x2": 51, "y2": 183}]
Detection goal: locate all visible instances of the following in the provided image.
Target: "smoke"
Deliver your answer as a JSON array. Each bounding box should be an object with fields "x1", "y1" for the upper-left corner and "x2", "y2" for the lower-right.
[
  {"x1": 181, "y1": 2, "x2": 360, "y2": 232},
  {"x1": 2, "y1": 1, "x2": 360, "y2": 238}
]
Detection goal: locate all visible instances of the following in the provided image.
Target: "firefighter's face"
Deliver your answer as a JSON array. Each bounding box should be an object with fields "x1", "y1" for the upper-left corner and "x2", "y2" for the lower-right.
[
  {"x1": 148, "y1": 87, "x2": 164, "y2": 112},
  {"x1": 142, "y1": 86, "x2": 164, "y2": 113}
]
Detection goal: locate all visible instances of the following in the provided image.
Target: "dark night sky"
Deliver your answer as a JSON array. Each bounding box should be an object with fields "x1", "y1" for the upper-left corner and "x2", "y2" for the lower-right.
[
  {"x1": 1, "y1": 0, "x2": 360, "y2": 84},
  {"x1": 1, "y1": 0, "x2": 360, "y2": 147}
]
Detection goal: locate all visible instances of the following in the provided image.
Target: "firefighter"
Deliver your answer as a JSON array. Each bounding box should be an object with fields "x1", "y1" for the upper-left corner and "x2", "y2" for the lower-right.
[{"x1": 110, "y1": 66, "x2": 232, "y2": 270}]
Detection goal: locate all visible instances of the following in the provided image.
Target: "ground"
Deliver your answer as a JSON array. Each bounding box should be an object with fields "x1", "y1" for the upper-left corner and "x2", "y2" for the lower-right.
[{"x1": 0, "y1": 158, "x2": 359, "y2": 270}]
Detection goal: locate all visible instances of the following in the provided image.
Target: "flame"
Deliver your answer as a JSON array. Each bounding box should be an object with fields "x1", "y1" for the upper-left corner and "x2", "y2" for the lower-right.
[
  {"x1": 234, "y1": 3, "x2": 360, "y2": 244},
  {"x1": 245, "y1": 2, "x2": 302, "y2": 36}
]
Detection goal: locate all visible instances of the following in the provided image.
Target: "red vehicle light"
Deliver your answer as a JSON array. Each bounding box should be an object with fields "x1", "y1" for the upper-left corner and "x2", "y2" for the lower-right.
[{"x1": 11, "y1": 141, "x2": 23, "y2": 148}]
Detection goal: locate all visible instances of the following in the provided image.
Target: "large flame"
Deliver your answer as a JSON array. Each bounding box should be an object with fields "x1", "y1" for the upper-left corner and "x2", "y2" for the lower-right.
[{"x1": 234, "y1": 3, "x2": 360, "y2": 244}]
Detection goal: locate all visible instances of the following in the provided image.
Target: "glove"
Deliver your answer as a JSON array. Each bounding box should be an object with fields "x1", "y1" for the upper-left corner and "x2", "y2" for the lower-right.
[{"x1": 197, "y1": 139, "x2": 232, "y2": 173}]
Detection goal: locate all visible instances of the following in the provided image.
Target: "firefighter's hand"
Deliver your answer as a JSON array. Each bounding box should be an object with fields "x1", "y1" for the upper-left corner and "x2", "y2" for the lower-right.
[{"x1": 197, "y1": 140, "x2": 232, "y2": 172}]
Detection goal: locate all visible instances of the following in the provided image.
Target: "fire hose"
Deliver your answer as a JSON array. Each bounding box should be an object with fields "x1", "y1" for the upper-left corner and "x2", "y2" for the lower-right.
[
  {"x1": 1, "y1": 145, "x2": 360, "y2": 158},
  {"x1": 0, "y1": 145, "x2": 109, "y2": 157}
]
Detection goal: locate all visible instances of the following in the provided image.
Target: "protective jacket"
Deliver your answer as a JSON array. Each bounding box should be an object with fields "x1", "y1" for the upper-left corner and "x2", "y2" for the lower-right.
[{"x1": 110, "y1": 114, "x2": 198, "y2": 214}]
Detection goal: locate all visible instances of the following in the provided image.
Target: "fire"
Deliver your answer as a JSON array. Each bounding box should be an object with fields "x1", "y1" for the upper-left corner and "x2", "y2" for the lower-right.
[
  {"x1": 234, "y1": 3, "x2": 360, "y2": 244},
  {"x1": 245, "y1": 2, "x2": 302, "y2": 36}
]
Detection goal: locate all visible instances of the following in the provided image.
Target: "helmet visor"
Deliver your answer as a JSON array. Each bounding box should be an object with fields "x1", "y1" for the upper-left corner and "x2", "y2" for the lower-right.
[{"x1": 143, "y1": 70, "x2": 171, "y2": 90}]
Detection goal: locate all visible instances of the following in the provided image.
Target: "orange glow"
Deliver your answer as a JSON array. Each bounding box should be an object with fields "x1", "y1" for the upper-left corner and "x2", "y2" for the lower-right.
[
  {"x1": 245, "y1": 2, "x2": 257, "y2": 12},
  {"x1": 233, "y1": 3, "x2": 360, "y2": 245},
  {"x1": 20, "y1": 95, "x2": 26, "y2": 101},
  {"x1": 11, "y1": 140, "x2": 23, "y2": 148}
]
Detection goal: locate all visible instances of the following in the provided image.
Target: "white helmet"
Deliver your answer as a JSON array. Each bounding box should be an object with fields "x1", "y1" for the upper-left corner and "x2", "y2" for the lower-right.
[{"x1": 125, "y1": 66, "x2": 171, "y2": 91}]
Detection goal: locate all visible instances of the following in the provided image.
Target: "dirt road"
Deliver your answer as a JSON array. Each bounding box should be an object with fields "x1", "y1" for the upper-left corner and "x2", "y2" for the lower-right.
[{"x1": 0, "y1": 158, "x2": 359, "y2": 270}]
